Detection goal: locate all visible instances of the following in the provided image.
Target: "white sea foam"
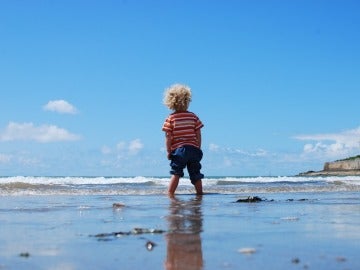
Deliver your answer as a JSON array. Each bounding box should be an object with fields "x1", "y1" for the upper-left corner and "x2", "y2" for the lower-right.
[
  {"x1": 0, "y1": 176, "x2": 168, "y2": 185},
  {"x1": 1, "y1": 175, "x2": 360, "y2": 196},
  {"x1": 1, "y1": 175, "x2": 360, "y2": 185}
]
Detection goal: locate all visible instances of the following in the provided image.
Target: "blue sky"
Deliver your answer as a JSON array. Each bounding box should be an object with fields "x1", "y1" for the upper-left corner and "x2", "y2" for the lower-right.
[{"x1": 1, "y1": 0, "x2": 359, "y2": 176}]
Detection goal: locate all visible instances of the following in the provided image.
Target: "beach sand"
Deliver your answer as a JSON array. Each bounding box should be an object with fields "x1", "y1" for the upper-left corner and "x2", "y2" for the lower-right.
[{"x1": 1, "y1": 192, "x2": 359, "y2": 269}]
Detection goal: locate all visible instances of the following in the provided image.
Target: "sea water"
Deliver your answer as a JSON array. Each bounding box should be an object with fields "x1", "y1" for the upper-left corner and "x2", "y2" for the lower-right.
[{"x1": 1, "y1": 175, "x2": 360, "y2": 196}]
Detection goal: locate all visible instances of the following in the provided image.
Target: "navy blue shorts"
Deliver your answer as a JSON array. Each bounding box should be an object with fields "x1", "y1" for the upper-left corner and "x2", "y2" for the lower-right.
[{"x1": 169, "y1": 145, "x2": 204, "y2": 184}]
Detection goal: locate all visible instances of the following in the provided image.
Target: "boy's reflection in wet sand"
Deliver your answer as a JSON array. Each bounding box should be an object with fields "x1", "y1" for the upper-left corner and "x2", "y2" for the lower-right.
[{"x1": 165, "y1": 195, "x2": 203, "y2": 270}]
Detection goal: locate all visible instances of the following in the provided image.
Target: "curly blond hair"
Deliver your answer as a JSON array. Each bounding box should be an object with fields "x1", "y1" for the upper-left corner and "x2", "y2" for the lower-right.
[{"x1": 163, "y1": 84, "x2": 192, "y2": 111}]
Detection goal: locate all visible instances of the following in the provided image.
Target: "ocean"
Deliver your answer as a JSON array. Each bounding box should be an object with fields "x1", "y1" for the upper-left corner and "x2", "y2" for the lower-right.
[{"x1": 1, "y1": 175, "x2": 360, "y2": 196}]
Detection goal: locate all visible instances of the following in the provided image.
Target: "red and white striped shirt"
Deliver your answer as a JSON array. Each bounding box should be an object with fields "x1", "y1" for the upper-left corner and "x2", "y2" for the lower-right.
[{"x1": 162, "y1": 111, "x2": 204, "y2": 150}]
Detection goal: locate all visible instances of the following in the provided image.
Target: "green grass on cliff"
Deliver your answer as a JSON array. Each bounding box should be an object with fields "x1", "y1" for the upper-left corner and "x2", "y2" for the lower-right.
[{"x1": 336, "y1": 155, "x2": 360, "y2": 162}]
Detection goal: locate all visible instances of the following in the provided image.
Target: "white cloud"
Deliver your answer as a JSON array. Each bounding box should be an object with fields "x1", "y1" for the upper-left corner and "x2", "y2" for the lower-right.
[
  {"x1": 43, "y1": 100, "x2": 78, "y2": 114},
  {"x1": 209, "y1": 143, "x2": 220, "y2": 152},
  {"x1": 0, "y1": 122, "x2": 81, "y2": 143},
  {"x1": 101, "y1": 145, "x2": 112, "y2": 155},
  {"x1": 208, "y1": 143, "x2": 268, "y2": 157},
  {"x1": 0, "y1": 153, "x2": 12, "y2": 163},
  {"x1": 17, "y1": 155, "x2": 41, "y2": 167},
  {"x1": 250, "y1": 149, "x2": 268, "y2": 157},
  {"x1": 100, "y1": 139, "x2": 145, "y2": 172},
  {"x1": 102, "y1": 139, "x2": 144, "y2": 156},
  {"x1": 294, "y1": 127, "x2": 360, "y2": 158},
  {"x1": 128, "y1": 139, "x2": 144, "y2": 155},
  {"x1": 116, "y1": 141, "x2": 126, "y2": 151}
]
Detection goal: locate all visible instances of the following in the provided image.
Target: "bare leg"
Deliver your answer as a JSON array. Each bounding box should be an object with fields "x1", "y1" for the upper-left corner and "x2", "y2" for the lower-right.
[
  {"x1": 168, "y1": 175, "x2": 180, "y2": 195},
  {"x1": 194, "y1": 180, "x2": 203, "y2": 195}
]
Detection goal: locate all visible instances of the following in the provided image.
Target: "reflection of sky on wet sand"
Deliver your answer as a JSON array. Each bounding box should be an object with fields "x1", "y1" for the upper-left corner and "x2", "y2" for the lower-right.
[
  {"x1": 301, "y1": 199, "x2": 360, "y2": 240},
  {"x1": 165, "y1": 196, "x2": 203, "y2": 270}
]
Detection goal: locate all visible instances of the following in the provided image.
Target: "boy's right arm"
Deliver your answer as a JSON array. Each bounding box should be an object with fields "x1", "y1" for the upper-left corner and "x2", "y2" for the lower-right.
[
  {"x1": 196, "y1": 129, "x2": 202, "y2": 149},
  {"x1": 165, "y1": 132, "x2": 172, "y2": 159}
]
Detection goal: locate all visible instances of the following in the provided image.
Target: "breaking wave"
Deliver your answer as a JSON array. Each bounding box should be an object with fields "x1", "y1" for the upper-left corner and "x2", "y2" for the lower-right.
[{"x1": 1, "y1": 175, "x2": 360, "y2": 196}]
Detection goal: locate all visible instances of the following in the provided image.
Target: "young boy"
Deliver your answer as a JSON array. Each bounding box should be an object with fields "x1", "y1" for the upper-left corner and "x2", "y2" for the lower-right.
[{"x1": 162, "y1": 83, "x2": 204, "y2": 195}]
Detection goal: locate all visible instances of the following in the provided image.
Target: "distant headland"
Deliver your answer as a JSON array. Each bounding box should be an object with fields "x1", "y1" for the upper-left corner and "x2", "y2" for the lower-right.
[{"x1": 298, "y1": 155, "x2": 360, "y2": 176}]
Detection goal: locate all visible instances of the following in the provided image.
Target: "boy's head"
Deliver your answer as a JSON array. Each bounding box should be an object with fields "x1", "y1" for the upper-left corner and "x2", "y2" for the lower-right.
[{"x1": 163, "y1": 84, "x2": 192, "y2": 111}]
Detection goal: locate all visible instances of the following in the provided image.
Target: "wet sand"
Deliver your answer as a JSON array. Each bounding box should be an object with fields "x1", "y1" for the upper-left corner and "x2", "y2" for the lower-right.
[{"x1": 0, "y1": 192, "x2": 359, "y2": 269}]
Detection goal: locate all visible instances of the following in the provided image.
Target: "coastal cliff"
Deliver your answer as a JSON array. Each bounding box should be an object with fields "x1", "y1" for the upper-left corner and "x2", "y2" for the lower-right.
[{"x1": 299, "y1": 155, "x2": 360, "y2": 176}]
